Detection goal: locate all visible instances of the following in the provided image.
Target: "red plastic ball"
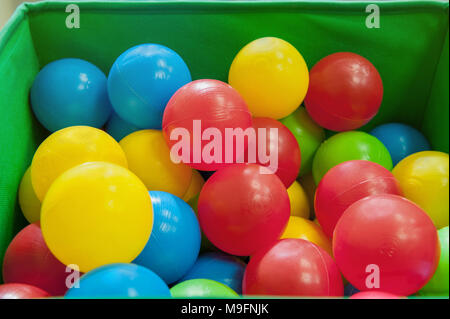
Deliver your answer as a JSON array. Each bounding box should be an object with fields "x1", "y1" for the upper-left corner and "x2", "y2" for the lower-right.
[
  {"x1": 304, "y1": 52, "x2": 383, "y2": 131},
  {"x1": 333, "y1": 194, "x2": 440, "y2": 296},
  {"x1": 162, "y1": 79, "x2": 252, "y2": 171},
  {"x1": 315, "y1": 160, "x2": 402, "y2": 238},
  {"x1": 0, "y1": 283, "x2": 50, "y2": 299},
  {"x1": 243, "y1": 239, "x2": 343, "y2": 297},
  {"x1": 245, "y1": 118, "x2": 301, "y2": 188},
  {"x1": 2, "y1": 223, "x2": 72, "y2": 296},
  {"x1": 350, "y1": 291, "x2": 402, "y2": 299},
  {"x1": 198, "y1": 163, "x2": 290, "y2": 256}
]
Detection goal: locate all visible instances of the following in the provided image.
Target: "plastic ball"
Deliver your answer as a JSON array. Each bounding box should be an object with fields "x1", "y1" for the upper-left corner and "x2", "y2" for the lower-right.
[
  {"x1": 41, "y1": 162, "x2": 153, "y2": 273},
  {"x1": 198, "y1": 164, "x2": 290, "y2": 256},
  {"x1": 179, "y1": 252, "x2": 246, "y2": 294},
  {"x1": 312, "y1": 131, "x2": 393, "y2": 184},
  {"x1": 315, "y1": 160, "x2": 402, "y2": 238},
  {"x1": 281, "y1": 107, "x2": 326, "y2": 176},
  {"x1": 304, "y1": 52, "x2": 383, "y2": 131},
  {"x1": 65, "y1": 263, "x2": 171, "y2": 298},
  {"x1": 243, "y1": 239, "x2": 343, "y2": 297},
  {"x1": 420, "y1": 226, "x2": 449, "y2": 297},
  {"x1": 245, "y1": 117, "x2": 300, "y2": 187},
  {"x1": 182, "y1": 170, "x2": 205, "y2": 202},
  {"x1": 370, "y1": 123, "x2": 431, "y2": 166},
  {"x1": 286, "y1": 181, "x2": 310, "y2": 219},
  {"x1": 171, "y1": 279, "x2": 239, "y2": 298},
  {"x1": 105, "y1": 112, "x2": 140, "y2": 142},
  {"x1": 281, "y1": 216, "x2": 332, "y2": 256},
  {"x1": 350, "y1": 291, "x2": 402, "y2": 299},
  {"x1": 108, "y1": 43, "x2": 191, "y2": 129},
  {"x1": 31, "y1": 126, "x2": 128, "y2": 201},
  {"x1": 134, "y1": 191, "x2": 201, "y2": 284},
  {"x1": 30, "y1": 58, "x2": 112, "y2": 132},
  {"x1": 162, "y1": 79, "x2": 253, "y2": 171},
  {"x1": 392, "y1": 151, "x2": 449, "y2": 229},
  {"x1": 333, "y1": 194, "x2": 440, "y2": 295},
  {"x1": 228, "y1": 37, "x2": 309, "y2": 119},
  {"x1": 18, "y1": 167, "x2": 41, "y2": 223},
  {"x1": 2, "y1": 223, "x2": 72, "y2": 296},
  {"x1": 0, "y1": 283, "x2": 50, "y2": 299},
  {"x1": 119, "y1": 130, "x2": 192, "y2": 198}
]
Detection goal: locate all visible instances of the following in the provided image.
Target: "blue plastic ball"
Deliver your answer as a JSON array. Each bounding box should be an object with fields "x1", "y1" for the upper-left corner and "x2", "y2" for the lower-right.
[
  {"x1": 106, "y1": 112, "x2": 140, "y2": 142},
  {"x1": 65, "y1": 263, "x2": 171, "y2": 298},
  {"x1": 134, "y1": 191, "x2": 201, "y2": 284},
  {"x1": 107, "y1": 44, "x2": 191, "y2": 129},
  {"x1": 30, "y1": 58, "x2": 112, "y2": 132},
  {"x1": 179, "y1": 252, "x2": 246, "y2": 294},
  {"x1": 370, "y1": 123, "x2": 431, "y2": 166}
]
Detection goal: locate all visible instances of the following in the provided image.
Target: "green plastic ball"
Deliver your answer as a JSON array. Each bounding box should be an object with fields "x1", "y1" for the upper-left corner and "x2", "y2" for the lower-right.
[
  {"x1": 171, "y1": 279, "x2": 239, "y2": 298},
  {"x1": 419, "y1": 226, "x2": 449, "y2": 297},
  {"x1": 312, "y1": 131, "x2": 393, "y2": 184},
  {"x1": 281, "y1": 107, "x2": 325, "y2": 176}
]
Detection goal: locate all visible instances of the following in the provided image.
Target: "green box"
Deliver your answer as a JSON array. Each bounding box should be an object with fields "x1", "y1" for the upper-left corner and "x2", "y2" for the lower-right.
[{"x1": 0, "y1": 0, "x2": 448, "y2": 284}]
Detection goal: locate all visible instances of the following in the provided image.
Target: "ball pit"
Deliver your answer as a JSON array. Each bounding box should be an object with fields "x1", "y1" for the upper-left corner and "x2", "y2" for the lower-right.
[
  {"x1": 392, "y1": 151, "x2": 449, "y2": 229},
  {"x1": 41, "y1": 162, "x2": 153, "y2": 273},
  {"x1": 30, "y1": 58, "x2": 111, "y2": 132},
  {"x1": 65, "y1": 263, "x2": 171, "y2": 298},
  {"x1": 280, "y1": 107, "x2": 326, "y2": 176},
  {"x1": 286, "y1": 181, "x2": 310, "y2": 219},
  {"x1": 180, "y1": 252, "x2": 246, "y2": 294},
  {"x1": 134, "y1": 191, "x2": 201, "y2": 284},
  {"x1": 304, "y1": 52, "x2": 383, "y2": 131},
  {"x1": 333, "y1": 194, "x2": 440, "y2": 295},
  {"x1": 170, "y1": 279, "x2": 239, "y2": 298},
  {"x1": 2, "y1": 223, "x2": 70, "y2": 296},
  {"x1": 315, "y1": 160, "x2": 402, "y2": 238},
  {"x1": 247, "y1": 117, "x2": 301, "y2": 187},
  {"x1": 119, "y1": 130, "x2": 193, "y2": 198},
  {"x1": 370, "y1": 123, "x2": 431, "y2": 166},
  {"x1": 243, "y1": 238, "x2": 343, "y2": 297},
  {"x1": 198, "y1": 163, "x2": 290, "y2": 256},
  {"x1": 1, "y1": 15, "x2": 448, "y2": 302},
  {"x1": 31, "y1": 126, "x2": 128, "y2": 201},
  {"x1": 108, "y1": 43, "x2": 191, "y2": 129},
  {"x1": 0, "y1": 283, "x2": 50, "y2": 299},
  {"x1": 228, "y1": 37, "x2": 309, "y2": 119},
  {"x1": 419, "y1": 226, "x2": 449, "y2": 297},
  {"x1": 18, "y1": 167, "x2": 41, "y2": 223},
  {"x1": 280, "y1": 216, "x2": 332, "y2": 256},
  {"x1": 162, "y1": 79, "x2": 252, "y2": 171},
  {"x1": 312, "y1": 131, "x2": 393, "y2": 184}
]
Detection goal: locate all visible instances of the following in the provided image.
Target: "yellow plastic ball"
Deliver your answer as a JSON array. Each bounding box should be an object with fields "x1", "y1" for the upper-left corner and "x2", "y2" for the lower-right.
[
  {"x1": 119, "y1": 130, "x2": 192, "y2": 198},
  {"x1": 183, "y1": 170, "x2": 205, "y2": 202},
  {"x1": 281, "y1": 216, "x2": 332, "y2": 256},
  {"x1": 18, "y1": 167, "x2": 41, "y2": 223},
  {"x1": 286, "y1": 181, "x2": 310, "y2": 219},
  {"x1": 393, "y1": 151, "x2": 449, "y2": 229},
  {"x1": 31, "y1": 126, "x2": 128, "y2": 201},
  {"x1": 228, "y1": 37, "x2": 309, "y2": 119},
  {"x1": 41, "y1": 162, "x2": 153, "y2": 273}
]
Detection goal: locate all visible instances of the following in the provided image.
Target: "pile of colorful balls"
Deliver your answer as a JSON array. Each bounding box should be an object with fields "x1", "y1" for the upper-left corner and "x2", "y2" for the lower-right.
[{"x1": 0, "y1": 37, "x2": 448, "y2": 299}]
